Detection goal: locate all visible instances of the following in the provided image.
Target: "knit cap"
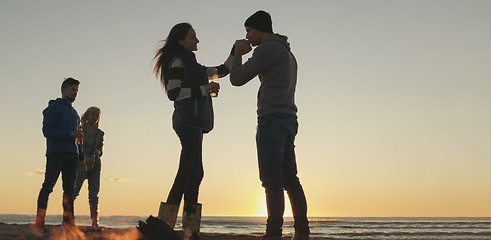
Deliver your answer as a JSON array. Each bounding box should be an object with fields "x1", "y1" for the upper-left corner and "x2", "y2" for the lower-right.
[{"x1": 244, "y1": 10, "x2": 273, "y2": 33}]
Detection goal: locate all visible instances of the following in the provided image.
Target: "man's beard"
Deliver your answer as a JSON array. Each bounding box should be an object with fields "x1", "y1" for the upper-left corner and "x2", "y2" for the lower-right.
[{"x1": 66, "y1": 96, "x2": 76, "y2": 103}]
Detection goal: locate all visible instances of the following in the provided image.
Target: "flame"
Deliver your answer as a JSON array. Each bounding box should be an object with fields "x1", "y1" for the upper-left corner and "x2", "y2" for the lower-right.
[
  {"x1": 49, "y1": 226, "x2": 85, "y2": 240},
  {"x1": 47, "y1": 226, "x2": 142, "y2": 240}
]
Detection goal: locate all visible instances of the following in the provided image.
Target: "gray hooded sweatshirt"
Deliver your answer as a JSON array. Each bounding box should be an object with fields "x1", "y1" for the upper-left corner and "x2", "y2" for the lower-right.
[{"x1": 230, "y1": 34, "x2": 298, "y2": 117}]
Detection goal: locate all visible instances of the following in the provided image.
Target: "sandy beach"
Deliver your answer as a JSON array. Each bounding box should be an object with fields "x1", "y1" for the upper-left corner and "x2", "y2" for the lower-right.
[{"x1": 0, "y1": 223, "x2": 335, "y2": 240}]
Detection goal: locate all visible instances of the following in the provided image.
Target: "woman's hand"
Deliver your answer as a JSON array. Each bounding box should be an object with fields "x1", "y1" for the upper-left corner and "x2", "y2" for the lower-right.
[
  {"x1": 84, "y1": 155, "x2": 96, "y2": 170},
  {"x1": 80, "y1": 160, "x2": 88, "y2": 172},
  {"x1": 205, "y1": 82, "x2": 220, "y2": 96}
]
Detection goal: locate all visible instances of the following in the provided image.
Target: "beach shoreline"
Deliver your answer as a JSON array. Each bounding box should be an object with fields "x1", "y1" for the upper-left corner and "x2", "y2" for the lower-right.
[{"x1": 0, "y1": 223, "x2": 335, "y2": 240}]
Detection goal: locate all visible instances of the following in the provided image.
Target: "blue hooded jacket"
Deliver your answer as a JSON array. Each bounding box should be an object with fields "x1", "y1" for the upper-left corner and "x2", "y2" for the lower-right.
[{"x1": 42, "y1": 98, "x2": 80, "y2": 155}]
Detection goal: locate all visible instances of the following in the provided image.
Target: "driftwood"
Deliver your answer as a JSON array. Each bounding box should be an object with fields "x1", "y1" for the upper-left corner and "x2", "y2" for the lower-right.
[{"x1": 137, "y1": 215, "x2": 181, "y2": 240}]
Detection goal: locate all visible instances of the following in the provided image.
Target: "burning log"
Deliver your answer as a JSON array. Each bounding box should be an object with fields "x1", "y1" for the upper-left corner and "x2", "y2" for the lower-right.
[{"x1": 137, "y1": 215, "x2": 181, "y2": 240}]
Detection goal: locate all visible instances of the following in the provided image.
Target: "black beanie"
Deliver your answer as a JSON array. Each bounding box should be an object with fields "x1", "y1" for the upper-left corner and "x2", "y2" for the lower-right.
[{"x1": 244, "y1": 10, "x2": 273, "y2": 33}]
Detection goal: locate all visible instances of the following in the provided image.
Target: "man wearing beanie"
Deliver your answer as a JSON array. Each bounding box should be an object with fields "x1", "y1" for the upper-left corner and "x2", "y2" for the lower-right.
[{"x1": 230, "y1": 10, "x2": 310, "y2": 240}]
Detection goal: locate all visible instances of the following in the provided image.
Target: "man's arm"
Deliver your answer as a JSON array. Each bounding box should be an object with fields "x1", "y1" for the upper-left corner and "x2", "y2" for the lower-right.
[
  {"x1": 230, "y1": 41, "x2": 275, "y2": 86},
  {"x1": 42, "y1": 107, "x2": 73, "y2": 140}
]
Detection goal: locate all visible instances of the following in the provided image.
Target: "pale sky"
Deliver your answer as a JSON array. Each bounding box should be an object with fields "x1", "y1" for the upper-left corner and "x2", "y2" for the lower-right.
[{"x1": 1, "y1": 0, "x2": 490, "y2": 217}]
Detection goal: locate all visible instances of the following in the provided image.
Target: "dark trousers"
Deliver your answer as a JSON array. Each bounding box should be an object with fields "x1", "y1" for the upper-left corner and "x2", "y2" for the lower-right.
[
  {"x1": 256, "y1": 113, "x2": 309, "y2": 236},
  {"x1": 166, "y1": 126, "x2": 204, "y2": 205},
  {"x1": 74, "y1": 167, "x2": 101, "y2": 204},
  {"x1": 37, "y1": 152, "x2": 79, "y2": 224}
]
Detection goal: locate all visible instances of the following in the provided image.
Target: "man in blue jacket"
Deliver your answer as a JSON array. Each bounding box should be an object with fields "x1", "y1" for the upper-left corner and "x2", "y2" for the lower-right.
[
  {"x1": 35, "y1": 77, "x2": 83, "y2": 234},
  {"x1": 230, "y1": 11, "x2": 310, "y2": 240}
]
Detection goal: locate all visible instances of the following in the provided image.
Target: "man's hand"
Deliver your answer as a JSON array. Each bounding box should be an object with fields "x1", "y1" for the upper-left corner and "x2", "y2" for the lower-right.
[
  {"x1": 71, "y1": 129, "x2": 83, "y2": 138},
  {"x1": 234, "y1": 39, "x2": 252, "y2": 56}
]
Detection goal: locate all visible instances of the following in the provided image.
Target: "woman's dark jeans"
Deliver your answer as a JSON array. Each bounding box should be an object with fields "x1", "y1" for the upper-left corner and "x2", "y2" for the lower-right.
[
  {"x1": 256, "y1": 113, "x2": 309, "y2": 236},
  {"x1": 37, "y1": 152, "x2": 79, "y2": 225},
  {"x1": 166, "y1": 126, "x2": 204, "y2": 205}
]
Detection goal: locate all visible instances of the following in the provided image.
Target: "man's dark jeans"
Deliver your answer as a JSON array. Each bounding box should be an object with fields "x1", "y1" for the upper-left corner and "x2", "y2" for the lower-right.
[
  {"x1": 167, "y1": 126, "x2": 204, "y2": 205},
  {"x1": 256, "y1": 113, "x2": 309, "y2": 236},
  {"x1": 37, "y1": 152, "x2": 79, "y2": 224}
]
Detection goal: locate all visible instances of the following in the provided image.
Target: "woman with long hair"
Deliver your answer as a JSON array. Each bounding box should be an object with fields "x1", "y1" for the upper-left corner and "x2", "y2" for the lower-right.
[
  {"x1": 74, "y1": 106, "x2": 104, "y2": 231},
  {"x1": 154, "y1": 22, "x2": 232, "y2": 239}
]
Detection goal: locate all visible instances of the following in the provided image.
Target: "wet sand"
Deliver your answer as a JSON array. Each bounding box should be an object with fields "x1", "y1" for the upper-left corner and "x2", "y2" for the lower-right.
[{"x1": 0, "y1": 223, "x2": 335, "y2": 240}]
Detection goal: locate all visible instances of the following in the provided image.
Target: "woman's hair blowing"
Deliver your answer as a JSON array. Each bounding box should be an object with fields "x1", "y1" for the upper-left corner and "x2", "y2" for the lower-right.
[{"x1": 153, "y1": 23, "x2": 193, "y2": 86}]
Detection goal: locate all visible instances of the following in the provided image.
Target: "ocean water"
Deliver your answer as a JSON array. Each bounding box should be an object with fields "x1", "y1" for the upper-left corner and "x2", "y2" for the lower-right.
[{"x1": 1, "y1": 215, "x2": 490, "y2": 239}]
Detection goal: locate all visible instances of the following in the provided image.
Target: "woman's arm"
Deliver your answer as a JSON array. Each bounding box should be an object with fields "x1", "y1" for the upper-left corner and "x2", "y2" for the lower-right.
[
  {"x1": 97, "y1": 131, "x2": 104, "y2": 157},
  {"x1": 203, "y1": 46, "x2": 234, "y2": 79}
]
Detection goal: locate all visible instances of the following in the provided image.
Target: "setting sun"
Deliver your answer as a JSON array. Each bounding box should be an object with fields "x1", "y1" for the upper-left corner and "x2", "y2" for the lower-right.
[{"x1": 254, "y1": 194, "x2": 293, "y2": 217}]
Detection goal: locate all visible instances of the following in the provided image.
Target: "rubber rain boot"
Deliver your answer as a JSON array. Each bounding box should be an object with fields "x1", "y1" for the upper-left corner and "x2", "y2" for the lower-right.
[
  {"x1": 34, "y1": 208, "x2": 49, "y2": 235},
  {"x1": 90, "y1": 203, "x2": 101, "y2": 231},
  {"x1": 182, "y1": 203, "x2": 202, "y2": 240},
  {"x1": 158, "y1": 202, "x2": 179, "y2": 229}
]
